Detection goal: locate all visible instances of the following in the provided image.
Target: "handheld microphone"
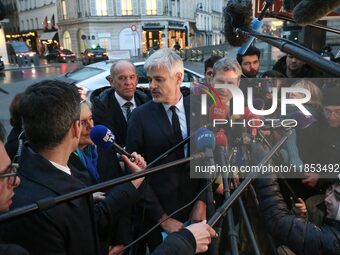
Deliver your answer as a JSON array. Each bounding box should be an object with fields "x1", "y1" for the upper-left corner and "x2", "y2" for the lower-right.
[
  {"x1": 290, "y1": 111, "x2": 315, "y2": 129},
  {"x1": 223, "y1": 0, "x2": 253, "y2": 46},
  {"x1": 194, "y1": 127, "x2": 217, "y2": 173},
  {"x1": 215, "y1": 129, "x2": 229, "y2": 165},
  {"x1": 90, "y1": 125, "x2": 135, "y2": 162},
  {"x1": 209, "y1": 104, "x2": 229, "y2": 121}
]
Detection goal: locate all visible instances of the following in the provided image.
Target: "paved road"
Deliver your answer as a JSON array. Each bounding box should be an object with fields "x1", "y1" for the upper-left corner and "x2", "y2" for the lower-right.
[
  {"x1": 0, "y1": 62, "x2": 81, "y2": 134},
  {"x1": 0, "y1": 60, "x2": 205, "y2": 135}
]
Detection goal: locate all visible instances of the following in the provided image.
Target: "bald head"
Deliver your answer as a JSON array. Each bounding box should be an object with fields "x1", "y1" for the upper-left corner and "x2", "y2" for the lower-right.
[{"x1": 109, "y1": 60, "x2": 139, "y2": 101}]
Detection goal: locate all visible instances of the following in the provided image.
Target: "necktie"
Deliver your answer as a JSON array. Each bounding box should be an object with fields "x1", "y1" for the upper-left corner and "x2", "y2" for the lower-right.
[
  {"x1": 124, "y1": 102, "x2": 133, "y2": 120},
  {"x1": 170, "y1": 106, "x2": 184, "y2": 158}
]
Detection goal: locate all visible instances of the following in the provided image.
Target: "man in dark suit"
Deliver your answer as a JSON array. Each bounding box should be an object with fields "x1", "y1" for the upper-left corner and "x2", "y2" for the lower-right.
[
  {"x1": 126, "y1": 48, "x2": 207, "y2": 252},
  {"x1": 0, "y1": 122, "x2": 29, "y2": 255},
  {"x1": 3, "y1": 80, "x2": 145, "y2": 255},
  {"x1": 91, "y1": 59, "x2": 150, "y2": 147}
]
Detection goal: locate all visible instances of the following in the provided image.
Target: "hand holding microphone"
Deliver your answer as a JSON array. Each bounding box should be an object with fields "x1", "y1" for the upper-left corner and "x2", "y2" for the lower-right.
[
  {"x1": 90, "y1": 125, "x2": 136, "y2": 162},
  {"x1": 90, "y1": 125, "x2": 147, "y2": 188}
]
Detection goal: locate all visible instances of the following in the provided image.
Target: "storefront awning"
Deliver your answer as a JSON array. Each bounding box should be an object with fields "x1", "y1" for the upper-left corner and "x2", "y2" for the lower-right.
[
  {"x1": 142, "y1": 26, "x2": 165, "y2": 31},
  {"x1": 168, "y1": 26, "x2": 186, "y2": 31},
  {"x1": 39, "y1": 31, "x2": 57, "y2": 41}
]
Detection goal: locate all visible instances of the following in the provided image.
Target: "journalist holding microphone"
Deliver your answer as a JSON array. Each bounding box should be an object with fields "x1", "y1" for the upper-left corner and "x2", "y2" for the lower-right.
[{"x1": 1, "y1": 80, "x2": 215, "y2": 255}]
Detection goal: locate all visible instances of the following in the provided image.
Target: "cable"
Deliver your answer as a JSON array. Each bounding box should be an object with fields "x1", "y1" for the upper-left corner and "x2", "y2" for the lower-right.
[
  {"x1": 243, "y1": 29, "x2": 317, "y2": 55},
  {"x1": 117, "y1": 176, "x2": 217, "y2": 254}
]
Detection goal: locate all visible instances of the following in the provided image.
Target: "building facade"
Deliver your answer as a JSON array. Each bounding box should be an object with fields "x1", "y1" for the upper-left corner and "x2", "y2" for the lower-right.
[
  {"x1": 16, "y1": 0, "x2": 59, "y2": 54},
  {"x1": 56, "y1": 0, "x2": 224, "y2": 56}
]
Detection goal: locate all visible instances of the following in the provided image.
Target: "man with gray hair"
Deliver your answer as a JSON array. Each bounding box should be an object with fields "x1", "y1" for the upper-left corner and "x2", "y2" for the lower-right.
[
  {"x1": 126, "y1": 48, "x2": 208, "y2": 253},
  {"x1": 210, "y1": 57, "x2": 242, "y2": 109}
]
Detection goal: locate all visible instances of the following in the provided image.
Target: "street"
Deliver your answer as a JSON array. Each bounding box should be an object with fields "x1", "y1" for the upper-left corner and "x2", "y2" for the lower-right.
[{"x1": 0, "y1": 60, "x2": 204, "y2": 134}]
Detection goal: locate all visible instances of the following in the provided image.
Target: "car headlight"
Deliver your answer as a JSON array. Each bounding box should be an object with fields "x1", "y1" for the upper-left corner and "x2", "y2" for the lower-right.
[
  {"x1": 0, "y1": 57, "x2": 3, "y2": 62},
  {"x1": 29, "y1": 53, "x2": 34, "y2": 57}
]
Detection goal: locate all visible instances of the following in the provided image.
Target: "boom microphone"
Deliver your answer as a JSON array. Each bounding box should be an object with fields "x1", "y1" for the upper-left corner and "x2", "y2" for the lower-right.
[
  {"x1": 291, "y1": 0, "x2": 340, "y2": 26},
  {"x1": 224, "y1": 0, "x2": 253, "y2": 46},
  {"x1": 90, "y1": 125, "x2": 135, "y2": 161}
]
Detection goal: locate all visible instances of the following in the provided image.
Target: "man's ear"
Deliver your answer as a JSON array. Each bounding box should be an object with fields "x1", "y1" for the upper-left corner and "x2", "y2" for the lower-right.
[
  {"x1": 72, "y1": 120, "x2": 81, "y2": 139},
  {"x1": 106, "y1": 75, "x2": 115, "y2": 88},
  {"x1": 175, "y1": 72, "x2": 183, "y2": 85}
]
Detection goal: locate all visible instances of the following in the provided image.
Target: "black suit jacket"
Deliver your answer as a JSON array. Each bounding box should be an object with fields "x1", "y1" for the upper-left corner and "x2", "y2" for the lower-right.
[
  {"x1": 126, "y1": 96, "x2": 204, "y2": 223},
  {"x1": 91, "y1": 87, "x2": 150, "y2": 147},
  {"x1": 3, "y1": 145, "x2": 140, "y2": 255}
]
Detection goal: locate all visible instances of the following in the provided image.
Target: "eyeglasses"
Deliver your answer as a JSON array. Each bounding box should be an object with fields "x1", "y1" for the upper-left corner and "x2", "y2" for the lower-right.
[
  {"x1": 323, "y1": 109, "x2": 340, "y2": 119},
  {"x1": 80, "y1": 118, "x2": 93, "y2": 128},
  {"x1": 0, "y1": 163, "x2": 19, "y2": 186}
]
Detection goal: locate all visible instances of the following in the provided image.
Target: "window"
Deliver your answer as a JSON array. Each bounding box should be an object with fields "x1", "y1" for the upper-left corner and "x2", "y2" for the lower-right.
[
  {"x1": 31, "y1": 19, "x2": 34, "y2": 29},
  {"x1": 122, "y1": 0, "x2": 132, "y2": 15},
  {"x1": 63, "y1": 31, "x2": 72, "y2": 51},
  {"x1": 35, "y1": 18, "x2": 39, "y2": 29},
  {"x1": 62, "y1": 0, "x2": 67, "y2": 19},
  {"x1": 146, "y1": 0, "x2": 156, "y2": 15},
  {"x1": 96, "y1": 0, "x2": 108, "y2": 16},
  {"x1": 99, "y1": 38, "x2": 111, "y2": 50}
]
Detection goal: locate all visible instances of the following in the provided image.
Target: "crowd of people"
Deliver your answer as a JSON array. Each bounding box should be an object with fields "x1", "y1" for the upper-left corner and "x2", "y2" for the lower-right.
[{"x1": 0, "y1": 45, "x2": 339, "y2": 255}]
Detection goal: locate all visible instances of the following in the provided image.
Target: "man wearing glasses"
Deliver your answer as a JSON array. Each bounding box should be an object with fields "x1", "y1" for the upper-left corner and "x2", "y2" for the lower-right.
[
  {"x1": 0, "y1": 122, "x2": 29, "y2": 255},
  {"x1": 303, "y1": 87, "x2": 340, "y2": 188}
]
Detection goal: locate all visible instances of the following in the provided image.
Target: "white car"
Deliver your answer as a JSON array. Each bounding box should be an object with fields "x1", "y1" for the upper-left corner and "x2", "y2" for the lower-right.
[{"x1": 58, "y1": 60, "x2": 204, "y2": 98}]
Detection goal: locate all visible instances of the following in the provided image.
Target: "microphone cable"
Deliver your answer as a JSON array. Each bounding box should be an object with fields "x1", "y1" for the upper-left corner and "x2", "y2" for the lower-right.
[{"x1": 118, "y1": 175, "x2": 217, "y2": 254}]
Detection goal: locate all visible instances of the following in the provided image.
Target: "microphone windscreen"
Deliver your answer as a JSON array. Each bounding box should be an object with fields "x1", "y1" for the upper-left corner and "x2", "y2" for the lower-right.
[
  {"x1": 209, "y1": 104, "x2": 228, "y2": 120},
  {"x1": 293, "y1": 0, "x2": 340, "y2": 26},
  {"x1": 195, "y1": 128, "x2": 216, "y2": 152},
  {"x1": 290, "y1": 111, "x2": 315, "y2": 129},
  {"x1": 90, "y1": 125, "x2": 115, "y2": 149},
  {"x1": 224, "y1": 0, "x2": 253, "y2": 46},
  {"x1": 283, "y1": 0, "x2": 295, "y2": 11},
  {"x1": 215, "y1": 129, "x2": 228, "y2": 147}
]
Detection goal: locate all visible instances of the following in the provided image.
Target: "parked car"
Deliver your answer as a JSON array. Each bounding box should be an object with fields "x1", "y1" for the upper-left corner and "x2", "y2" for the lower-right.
[
  {"x1": 6, "y1": 41, "x2": 36, "y2": 64},
  {"x1": 0, "y1": 56, "x2": 4, "y2": 71},
  {"x1": 45, "y1": 48, "x2": 76, "y2": 63},
  {"x1": 82, "y1": 48, "x2": 109, "y2": 65},
  {"x1": 57, "y1": 60, "x2": 203, "y2": 98}
]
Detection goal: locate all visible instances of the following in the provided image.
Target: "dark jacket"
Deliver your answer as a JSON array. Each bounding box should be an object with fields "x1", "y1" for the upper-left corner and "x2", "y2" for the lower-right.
[
  {"x1": 68, "y1": 150, "x2": 134, "y2": 246},
  {"x1": 126, "y1": 96, "x2": 206, "y2": 250},
  {"x1": 3, "y1": 144, "x2": 141, "y2": 255},
  {"x1": 254, "y1": 175, "x2": 340, "y2": 255},
  {"x1": 91, "y1": 86, "x2": 150, "y2": 147},
  {"x1": 126, "y1": 96, "x2": 204, "y2": 222},
  {"x1": 272, "y1": 56, "x2": 322, "y2": 78},
  {"x1": 0, "y1": 244, "x2": 29, "y2": 255}
]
